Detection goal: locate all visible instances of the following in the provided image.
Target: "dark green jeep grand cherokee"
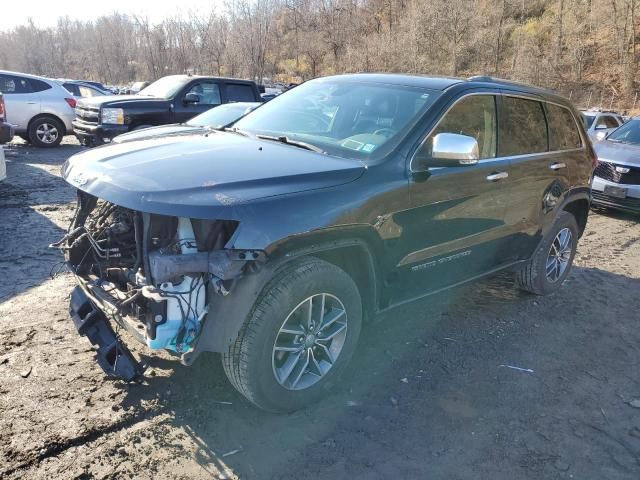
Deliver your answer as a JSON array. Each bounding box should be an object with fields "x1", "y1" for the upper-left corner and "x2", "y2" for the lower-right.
[{"x1": 58, "y1": 74, "x2": 594, "y2": 411}]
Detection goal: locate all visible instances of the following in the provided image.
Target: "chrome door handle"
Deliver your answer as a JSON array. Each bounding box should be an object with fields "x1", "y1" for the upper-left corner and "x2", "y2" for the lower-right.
[
  {"x1": 550, "y1": 162, "x2": 566, "y2": 170},
  {"x1": 486, "y1": 171, "x2": 508, "y2": 181}
]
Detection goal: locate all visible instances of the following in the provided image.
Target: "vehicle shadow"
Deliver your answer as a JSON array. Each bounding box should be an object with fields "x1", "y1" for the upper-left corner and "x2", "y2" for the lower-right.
[
  {"x1": 116, "y1": 266, "x2": 640, "y2": 479},
  {"x1": 0, "y1": 145, "x2": 79, "y2": 301},
  {"x1": 590, "y1": 205, "x2": 640, "y2": 223}
]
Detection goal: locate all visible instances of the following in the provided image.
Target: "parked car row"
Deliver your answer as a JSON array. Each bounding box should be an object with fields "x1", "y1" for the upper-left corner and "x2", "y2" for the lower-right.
[
  {"x1": 0, "y1": 70, "x2": 264, "y2": 147},
  {"x1": 56, "y1": 74, "x2": 596, "y2": 412}
]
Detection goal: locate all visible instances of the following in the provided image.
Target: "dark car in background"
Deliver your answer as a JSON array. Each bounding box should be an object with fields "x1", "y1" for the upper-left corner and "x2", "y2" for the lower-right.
[
  {"x1": 72, "y1": 75, "x2": 262, "y2": 146},
  {"x1": 0, "y1": 92, "x2": 13, "y2": 181},
  {"x1": 58, "y1": 74, "x2": 593, "y2": 412},
  {"x1": 61, "y1": 81, "x2": 108, "y2": 98},
  {"x1": 592, "y1": 118, "x2": 640, "y2": 212},
  {"x1": 112, "y1": 102, "x2": 261, "y2": 144},
  {"x1": 0, "y1": 92, "x2": 14, "y2": 145}
]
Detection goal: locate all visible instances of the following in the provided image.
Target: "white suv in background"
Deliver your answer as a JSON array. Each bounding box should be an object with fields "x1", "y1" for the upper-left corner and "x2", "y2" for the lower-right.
[
  {"x1": 580, "y1": 109, "x2": 625, "y2": 143},
  {"x1": 0, "y1": 70, "x2": 76, "y2": 147}
]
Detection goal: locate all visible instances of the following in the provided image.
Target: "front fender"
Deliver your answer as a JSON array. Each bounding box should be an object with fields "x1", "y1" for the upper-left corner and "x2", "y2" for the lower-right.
[{"x1": 184, "y1": 228, "x2": 383, "y2": 363}]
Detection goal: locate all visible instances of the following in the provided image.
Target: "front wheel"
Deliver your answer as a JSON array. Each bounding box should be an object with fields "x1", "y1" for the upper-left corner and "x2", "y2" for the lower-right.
[
  {"x1": 28, "y1": 116, "x2": 64, "y2": 147},
  {"x1": 222, "y1": 257, "x2": 362, "y2": 412},
  {"x1": 516, "y1": 211, "x2": 579, "y2": 295}
]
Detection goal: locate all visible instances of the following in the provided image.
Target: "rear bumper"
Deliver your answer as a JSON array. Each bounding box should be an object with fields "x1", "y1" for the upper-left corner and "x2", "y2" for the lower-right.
[
  {"x1": 72, "y1": 121, "x2": 128, "y2": 147},
  {"x1": 69, "y1": 285, "x2": 145, "y2": 381},
  {"x1": 592, "y1": 175, "x2": 640, "y2": 212},
  {"x1": 0, "y1": 122, "x2": 14, "y2": 144}
]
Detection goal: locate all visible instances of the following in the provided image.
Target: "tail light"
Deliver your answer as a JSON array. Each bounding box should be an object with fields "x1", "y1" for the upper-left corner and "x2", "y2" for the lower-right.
[
  {"x1": 0, "y1": 95, "x2": 5, "y2": 121},
  {"x1": 65, "y1": 97, "x2": 77, "y2": 109}
]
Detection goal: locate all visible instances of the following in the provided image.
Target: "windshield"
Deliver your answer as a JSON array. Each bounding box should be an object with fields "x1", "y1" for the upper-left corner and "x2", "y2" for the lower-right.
[
  {"x1": 581, "y1": 113, "x2": 595, "y2": 128},
  {"x1": 233, "y1": 78, "x2": 439, "y2": 159},
  {"x1": 187, "y1": 103, "x2": 259, "y2": 128},
  {"x1": 606, "y1": 118, "x2": 640, "y2": 145},
  {"x1": 138, "y1": 77, "x2": 189, "y2": 98}
]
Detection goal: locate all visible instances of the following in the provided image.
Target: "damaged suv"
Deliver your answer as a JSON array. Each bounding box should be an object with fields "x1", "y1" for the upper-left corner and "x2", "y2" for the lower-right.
[{"x1": 57, "y1": 74, "x2": 594, "y2": 412}]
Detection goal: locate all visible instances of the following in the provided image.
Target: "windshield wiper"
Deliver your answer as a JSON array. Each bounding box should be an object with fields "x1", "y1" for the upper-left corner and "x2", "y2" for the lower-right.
[
  {"x1": 256, "y1": 134, "x2": 324, "y2": 153},
  {"x1": 224, "y1": 127, "x2": 250, "y2": 137}
]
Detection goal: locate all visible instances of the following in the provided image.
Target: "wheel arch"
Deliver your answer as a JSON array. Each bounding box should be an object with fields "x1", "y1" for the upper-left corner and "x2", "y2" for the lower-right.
[
  {"x1": 560, "y1": 191, "x2": 590, "y2": 237},
  {"x1": 185, "y1": 232, "x2": 382, "y2": 364},
  {"x1": 27, "y1": 113, "x2": 67, "y2": 136}
]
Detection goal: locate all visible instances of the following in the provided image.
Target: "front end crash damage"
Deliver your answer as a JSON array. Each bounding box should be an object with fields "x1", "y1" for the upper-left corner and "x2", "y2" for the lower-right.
[{"x1": 53, "y1": 191, "x2": 265, "y2": 381}]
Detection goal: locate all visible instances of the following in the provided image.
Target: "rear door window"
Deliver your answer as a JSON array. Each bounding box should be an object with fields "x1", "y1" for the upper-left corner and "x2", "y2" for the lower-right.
[
  {"x1": 225, "y1": 83, "x2": 256, "y2": 102},
  {"x1": 0, "y1": 75, "x2": 32, "y2": 94},
  {"x1": 545, "y1": 103, "x2": 582, "y2": 150},
  {"x1": 499, "y1": 96, "x2": 548, "y2": 156}
]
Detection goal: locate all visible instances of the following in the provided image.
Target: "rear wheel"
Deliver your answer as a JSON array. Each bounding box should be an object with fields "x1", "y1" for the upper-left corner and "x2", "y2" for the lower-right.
[
  {"x1": 516, "y1": 211, "x2": 578, "y2": 295},
  {"x1": 222, "y1": 257, "x2": 362, "y2": 412},
  {"x1": 28, "y1": 116, "x2": 64, "y2": 148}
]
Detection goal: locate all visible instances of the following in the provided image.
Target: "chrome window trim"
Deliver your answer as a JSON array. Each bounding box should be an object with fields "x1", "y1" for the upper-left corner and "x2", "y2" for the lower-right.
[
  {"x1": 410, "y1": 92, "x2": 499, "y2": 172},
  {"x1": 410, "y1": 92, "x2": 587, "y2": 173}
]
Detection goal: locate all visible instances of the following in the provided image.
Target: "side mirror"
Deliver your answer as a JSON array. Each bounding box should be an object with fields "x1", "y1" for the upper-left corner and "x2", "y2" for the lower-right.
[
  {"x1": 184, "y1": 92, "x2": 201, "y2": 105},
  {"x1": 414, "y1": 132, "x2": 480, "y2": 170}
]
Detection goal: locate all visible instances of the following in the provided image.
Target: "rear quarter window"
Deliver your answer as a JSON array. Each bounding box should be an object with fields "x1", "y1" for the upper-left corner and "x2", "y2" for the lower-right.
[
  {"x1": 499, "y1": 96, "x2": 548, "y2": 156},
  {"x1": 30, "y1": 78, "x2": 52, "y2": 92},
  {"x1": 545, "y1": 103, "x2": 582, "y2": 150}
]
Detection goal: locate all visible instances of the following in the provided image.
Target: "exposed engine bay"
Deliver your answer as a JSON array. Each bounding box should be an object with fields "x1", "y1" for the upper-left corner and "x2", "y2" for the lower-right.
[{"x1": 54, "y1": 191, "x2": 264, "y2": 364}]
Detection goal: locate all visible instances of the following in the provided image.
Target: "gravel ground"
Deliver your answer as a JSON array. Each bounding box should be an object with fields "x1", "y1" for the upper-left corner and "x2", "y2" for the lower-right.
[{"x1": 1, "y1": 137, "x2": 640, "y2": 480}]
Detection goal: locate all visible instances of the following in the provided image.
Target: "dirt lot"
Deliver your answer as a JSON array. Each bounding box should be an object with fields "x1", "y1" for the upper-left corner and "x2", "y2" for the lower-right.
[{"x1": 1, "y1": 137, "x2": 639, "y2": 480}]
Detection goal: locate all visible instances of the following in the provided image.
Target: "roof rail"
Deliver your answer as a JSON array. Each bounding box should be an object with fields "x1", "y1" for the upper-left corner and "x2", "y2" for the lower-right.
[{"x1": 467, "y1": 75, "x2": 535, "y2": 87}]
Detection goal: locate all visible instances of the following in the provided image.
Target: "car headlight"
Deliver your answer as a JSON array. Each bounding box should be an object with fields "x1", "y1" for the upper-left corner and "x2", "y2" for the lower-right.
[{"x1": 101, "y1": 108, "x2": 125, "y2": 125}]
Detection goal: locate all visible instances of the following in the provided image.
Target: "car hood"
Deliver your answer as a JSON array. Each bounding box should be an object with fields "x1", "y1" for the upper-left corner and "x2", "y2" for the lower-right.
[
  {"x1": 594, "y1": 140, "x2": 640, "y2": 166},
  {"x1": 62, "y1": 131, "x2": 365, "y2": 219},
  {"x1": 113, "y1": 124, "x2": 205, "y2": 144},
  {"x1": 77, "y1": 94, "x2": 165, "y2": 108}
]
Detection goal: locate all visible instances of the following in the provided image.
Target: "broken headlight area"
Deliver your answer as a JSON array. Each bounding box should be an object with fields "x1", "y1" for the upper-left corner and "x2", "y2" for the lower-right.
[{"x1": 53, "y1": 191, "x2": 264, "y2": 359}]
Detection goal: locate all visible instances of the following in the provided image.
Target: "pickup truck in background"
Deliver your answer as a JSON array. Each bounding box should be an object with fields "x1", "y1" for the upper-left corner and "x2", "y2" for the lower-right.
[{"x1": 72, "y1": 75, "x2": 262, "y2": 147}]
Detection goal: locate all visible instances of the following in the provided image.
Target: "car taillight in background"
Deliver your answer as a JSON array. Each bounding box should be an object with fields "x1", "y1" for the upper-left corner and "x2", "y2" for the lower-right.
[
  {"x1": 0, "y1": 94, "x2": 5, "y2": 122},
  {"x1": 65, "y1": 98, "x2": 77, "y2": 109}
]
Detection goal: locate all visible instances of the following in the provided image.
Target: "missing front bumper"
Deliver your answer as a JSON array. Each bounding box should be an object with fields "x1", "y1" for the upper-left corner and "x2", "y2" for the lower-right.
[{"x1": 69, "y1": 286, "x2": 146, "y2": 382}]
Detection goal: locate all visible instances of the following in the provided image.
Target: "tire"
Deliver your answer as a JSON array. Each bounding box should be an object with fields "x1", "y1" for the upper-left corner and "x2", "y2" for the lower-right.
[
  {"x1": 28, "y1": 116, "x2": 64, "y2": 148},
  {"x1": 222, "y1": 257, "x2": 362, "y2": 412},
  {"x1": 516, "y1": 211, "x2": 579, "y2": 295}
]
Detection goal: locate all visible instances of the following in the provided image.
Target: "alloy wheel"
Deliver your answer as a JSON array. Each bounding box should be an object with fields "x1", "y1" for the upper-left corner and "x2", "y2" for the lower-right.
[
  {"x1": 546, "y1": 227, "x2": 573, "y2": 283},
  {"x1": 36, "y1": 123, "x2": 59, "y2": 144},
  {"x1": 272, "y1": 293, "x2": 348, "y2": 391}
]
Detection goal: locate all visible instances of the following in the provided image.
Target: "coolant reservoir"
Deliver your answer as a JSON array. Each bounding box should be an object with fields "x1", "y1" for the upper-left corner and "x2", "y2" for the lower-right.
[{"x1": 147, "y1": 217, "x2": 206, "y2": 352}]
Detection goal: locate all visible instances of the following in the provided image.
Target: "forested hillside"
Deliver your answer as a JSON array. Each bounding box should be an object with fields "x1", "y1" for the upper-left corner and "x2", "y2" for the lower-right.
[{"x1": 0, "y1": 0, "x2": 638, "y2": 109}]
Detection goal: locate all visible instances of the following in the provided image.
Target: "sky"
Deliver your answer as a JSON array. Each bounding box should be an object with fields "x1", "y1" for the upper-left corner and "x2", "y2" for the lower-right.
[{"x1": 2, "y1": 0, "x2": 225, "y2": 31}]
